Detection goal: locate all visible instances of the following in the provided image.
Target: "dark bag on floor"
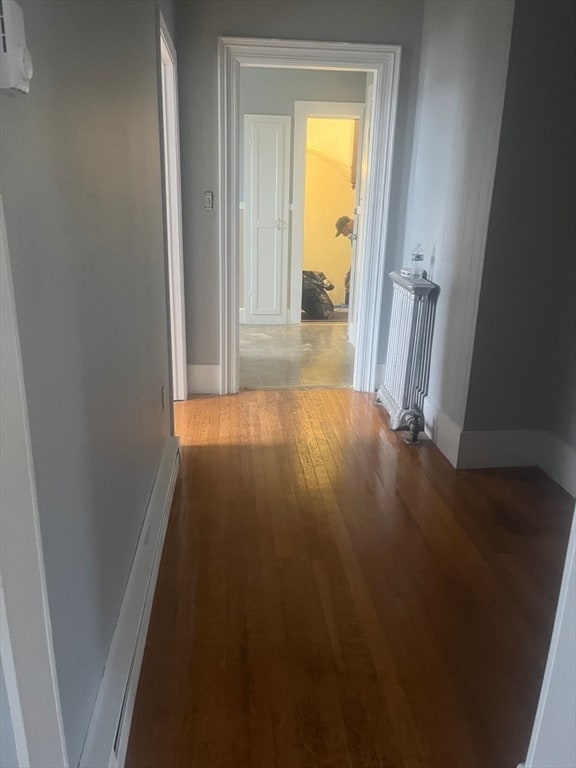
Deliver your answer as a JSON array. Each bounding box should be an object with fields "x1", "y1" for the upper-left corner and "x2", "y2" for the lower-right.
[{"x1": 302, "y1": 271, "x2": 335, "y2": 320}]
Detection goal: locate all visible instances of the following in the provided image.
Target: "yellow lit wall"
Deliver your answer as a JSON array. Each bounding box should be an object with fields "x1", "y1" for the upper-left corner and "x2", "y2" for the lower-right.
[{"x1": 303, "y1": 118, "x2": 356, "y2": 305}]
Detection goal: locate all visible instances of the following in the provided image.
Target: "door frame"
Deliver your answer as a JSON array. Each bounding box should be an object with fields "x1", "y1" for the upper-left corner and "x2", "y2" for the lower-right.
[
  {"x1": 218, "y1": 36, "x2": 401, "y2": 394},
  {"x1": 159, "y1": 16, "x2": 187, "y2": 402},
  {"x1": 291, "y1": 101, "x2": 365, "y2": 326},
  {"x1": 0, "y1": 192, "x2": 69, "y2": 767}
]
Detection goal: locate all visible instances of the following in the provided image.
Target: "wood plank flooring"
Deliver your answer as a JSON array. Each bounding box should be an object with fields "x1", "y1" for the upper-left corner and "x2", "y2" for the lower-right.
[{"x1": 126, "y1": 390, "x2": 574, "y2": 768}]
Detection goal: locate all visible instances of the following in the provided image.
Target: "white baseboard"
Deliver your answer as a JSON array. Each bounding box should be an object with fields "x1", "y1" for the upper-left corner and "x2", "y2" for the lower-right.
[
  {"x1": 422, "y1": 398, "x2": 462, "y2": 467},
  {"x1": 381, "y1": 392, "x2": 575, "y2": 497},
  {"x1": 187, "y1": 364, "x2": 220, "y2": 394},
  {"x1": 79, "y1": 436, "x2": 180, "y2": 768},
  {"x1": 458, "y1": 429, "x2": 576, "y2": 498},
  {"x1": 539, "y1": 433, "x2": 576, "y2": 498},
  {"x1": 458, "y1": 429, "x2": 541, "y2": 469}
]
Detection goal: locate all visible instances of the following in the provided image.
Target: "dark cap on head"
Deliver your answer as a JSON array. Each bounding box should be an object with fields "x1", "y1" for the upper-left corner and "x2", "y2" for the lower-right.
[{"x1": 335, "y1": 216, "x2": 351, "y2": 237}]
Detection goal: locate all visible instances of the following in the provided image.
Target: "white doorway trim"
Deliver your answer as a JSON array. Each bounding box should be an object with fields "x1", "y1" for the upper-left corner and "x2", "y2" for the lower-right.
[
  {"x1": 218, "y1": 36, "x2": 401, "y2": 394},
  {"x1": 0, "y1": 192, "x2": 69, "y2": 767},
  {"x1": 291, "y1": 101, "x2": 365, "y2": 326},
  {"x1": 159, "y1": 16, "x2": 187, "y2": 401}
]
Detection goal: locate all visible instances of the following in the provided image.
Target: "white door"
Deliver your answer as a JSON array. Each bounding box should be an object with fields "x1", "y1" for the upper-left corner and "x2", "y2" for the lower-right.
[
  {"x1": 348, "y1": 76, "x2": 374, "y2": 347},
  {"x1": 244, "y1": 115, "x2": 291, "y2": 325},
  {"x1": 160, "y1": 20, "x2": 187, "y2": 401}
]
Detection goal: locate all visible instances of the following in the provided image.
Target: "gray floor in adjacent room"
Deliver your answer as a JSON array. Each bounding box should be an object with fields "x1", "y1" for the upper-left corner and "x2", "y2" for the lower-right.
[{"x1": 239, "y1": 323, "x2": 354, "y2": 389}]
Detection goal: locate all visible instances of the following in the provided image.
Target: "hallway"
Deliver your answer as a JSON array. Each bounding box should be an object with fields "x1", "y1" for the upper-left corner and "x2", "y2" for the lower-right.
[{"x1": 126, "y1": 390, "x2": 573, "y2": 768}]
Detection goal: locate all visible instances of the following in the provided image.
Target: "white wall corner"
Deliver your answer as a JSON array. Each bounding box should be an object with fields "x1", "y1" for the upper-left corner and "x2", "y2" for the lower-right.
[
  {"x1": 239, "y1": 308, "x2": 246, "y2": 324},
  {"x1": 187, "y1": 365, "x2": 221, "y2": 395},
  {"x1": 410, "y1": 401, "x2": 575, "y2": 499},
  {"x1": 457, "y1": 429, "x2": 541, "y2": 470},
  {"x1": 1, "y1": 192, "x2": 69, "y2": 767},
  {"x1": 79, "y1": 437, "x2": 180, "y2": 768},
  {"x1": 524, "y1": 512, "x2": 576, "y2": 768},
  {"x1": 457, "y1": 429, "x2": 576, "y2": 498},
  {"x1": 374, "y1": 363, "x2": 385, "y2": 389},
  {"x1": 423, "y1": 398, "x2": 462, "y2": 467},
  {"x1": 538, "y1": 433, "x2": 576, "y2": 499}
]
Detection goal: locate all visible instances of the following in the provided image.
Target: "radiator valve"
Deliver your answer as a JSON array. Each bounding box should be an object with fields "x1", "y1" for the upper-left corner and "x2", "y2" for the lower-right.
[{"x1": 401, "y1": 411, "x2": 423, "y2": 444}]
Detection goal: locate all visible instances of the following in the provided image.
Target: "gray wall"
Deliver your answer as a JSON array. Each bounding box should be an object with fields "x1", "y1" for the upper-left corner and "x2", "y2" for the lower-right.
[
  {"x1": 465, "y1": 0, "x2": 576, "y2": 449},
  {"x1": 176, "y1": 0, "x2": 424, "y2": 364},
  {"x1": 240, "y1": 67, "x2": 367, "y2": 117},
  {"x1": 394, "y1": 0, "x2": 515, "y2": 433},
  {"x1": 239, "y1": 66, "x2": 367, "y2": 197},
  {"x1": 0, "y1": 1, "x2": 173, "y2": 764}
]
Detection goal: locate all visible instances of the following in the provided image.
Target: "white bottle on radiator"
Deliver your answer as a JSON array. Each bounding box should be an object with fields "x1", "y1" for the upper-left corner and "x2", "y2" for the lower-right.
[
  {"x1": 401, "y1": 243, "x2": 424, "y2": 280},
  {"x1": 410, "y1": 243, "x2": 424, "y2": 278}
]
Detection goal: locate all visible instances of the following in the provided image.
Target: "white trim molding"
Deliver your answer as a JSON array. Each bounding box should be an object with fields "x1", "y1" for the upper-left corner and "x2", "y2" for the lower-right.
[
  {"x1": 218, "y1": 36, "x2": 401, "y2": 394},
  {"x1": 187, "y1": 364, "x2": 221, "y2": 395},
  {"x1": 422, "y1": 398, "x2": 463, "y2": 468},
  {"x1": 0, "y1": 192, "x2": 69, "y2": 768},
  {"x1": 80, "y1": 437, "x2": 180, "y2": 768},
  {"x1": 539, "y1": 435, "x2": 576, "y2": 499},
  {"x1": 159, "y1": 15, "x2": 187, "y2": 402},
  {"x1": 0, "y1": 588, "x2": 27, "y2": 767},
  {"x1": 524, "y1": 511, "x2": 576, "y2": 768},
  {"x1": 458, "y1": 429, "x2": 542, "y2": 470},
  {"x1": 413, "y1": 394, "x2": 576, "y2": 498},
  {"x1": 458, "y1": 430, "x2": 576, "y2": 498}
]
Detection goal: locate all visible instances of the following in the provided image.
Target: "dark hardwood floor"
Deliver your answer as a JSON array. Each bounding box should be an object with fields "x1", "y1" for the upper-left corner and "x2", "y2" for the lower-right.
[{"x1": 126, "y1": 390, "x2": 574, "y2": 768}]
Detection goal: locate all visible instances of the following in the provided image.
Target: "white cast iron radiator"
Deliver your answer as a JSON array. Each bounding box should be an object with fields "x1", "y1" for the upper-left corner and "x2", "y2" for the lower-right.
[{"x1": 376, "y1": 271, "x2": 438, "y2": 441}]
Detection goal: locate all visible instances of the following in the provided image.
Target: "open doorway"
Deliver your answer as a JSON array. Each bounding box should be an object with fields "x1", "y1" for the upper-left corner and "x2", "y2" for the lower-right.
[
  {"x1": 293, "y1": 102, "x2": 367, "y2": 346},
  {"x1": 219, "y1": 37, "x2": 401, "y2": 394},
  {"x1": 301, "y1": 115, "x2": 359, "y2": 320},
  {"x1": 240, "y1": 112, "x2": 362, "y2": 389},
  {"x1": 238, "y1": 73, "x2": 366, "y2": 389},
  {"x1": 295, "y1": 105, "x2": 365, "y2": 329}
]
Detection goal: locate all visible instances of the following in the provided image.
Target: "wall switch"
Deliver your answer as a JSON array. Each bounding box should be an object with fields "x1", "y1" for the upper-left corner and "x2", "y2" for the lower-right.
[{"x1": 204, "y1": 191, "x2": 214, "y2": 210}]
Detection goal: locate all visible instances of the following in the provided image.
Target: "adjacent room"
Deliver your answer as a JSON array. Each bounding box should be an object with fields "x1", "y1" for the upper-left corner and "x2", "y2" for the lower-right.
[{"x1": 238, "y1": 66, "x2": 369, "y2": 390}]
